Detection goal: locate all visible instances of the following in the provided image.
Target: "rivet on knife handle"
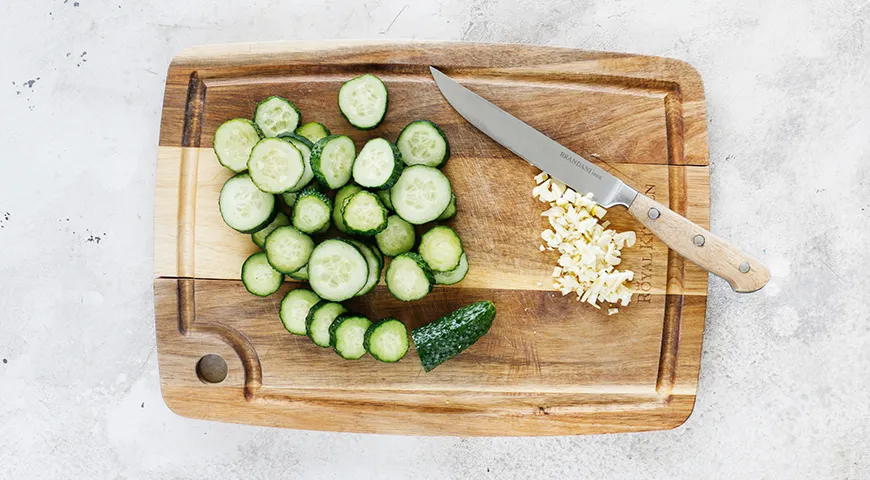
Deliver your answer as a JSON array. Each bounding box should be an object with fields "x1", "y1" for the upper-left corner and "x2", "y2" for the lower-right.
[{"x1": 627, "y1": 193, "x2": 770, "y2": 293}]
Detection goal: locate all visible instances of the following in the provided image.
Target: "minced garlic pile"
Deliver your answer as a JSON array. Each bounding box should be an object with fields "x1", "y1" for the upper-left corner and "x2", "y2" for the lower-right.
[{"x1": 532, "y1": 171, "x2": 637, "y2": 314}]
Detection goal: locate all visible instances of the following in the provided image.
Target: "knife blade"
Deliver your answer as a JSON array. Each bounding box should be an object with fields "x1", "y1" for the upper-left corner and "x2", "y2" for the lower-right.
[{"x1": 430, "y1": 66, "x2": 770, "y2": 293}]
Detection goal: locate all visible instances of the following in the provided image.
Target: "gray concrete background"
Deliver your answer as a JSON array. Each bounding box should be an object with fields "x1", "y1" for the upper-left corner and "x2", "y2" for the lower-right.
[{"x1": 1, "y1": 0, "x2": 868, "y2": 478}]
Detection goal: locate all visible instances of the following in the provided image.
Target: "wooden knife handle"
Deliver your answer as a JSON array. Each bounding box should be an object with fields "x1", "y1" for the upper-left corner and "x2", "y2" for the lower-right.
[{"x1": 627, "y1": 193, "x2": 770, "y2": 292}]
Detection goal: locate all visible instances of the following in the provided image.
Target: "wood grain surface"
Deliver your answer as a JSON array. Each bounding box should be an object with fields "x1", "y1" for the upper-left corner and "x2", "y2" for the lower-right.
[{"x1": 154, "y1": 41, "x2": 710, "y2": 436}]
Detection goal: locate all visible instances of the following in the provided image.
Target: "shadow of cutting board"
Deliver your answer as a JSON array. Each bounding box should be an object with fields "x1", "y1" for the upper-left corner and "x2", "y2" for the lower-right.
[{"x1": 153, "y1": 41, "x2": 710, "y2": 436}]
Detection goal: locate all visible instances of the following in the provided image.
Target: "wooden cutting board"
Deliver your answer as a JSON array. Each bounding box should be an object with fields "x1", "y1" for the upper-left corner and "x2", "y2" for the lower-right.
[{"x1": 154, "y1": 41, "x2": 710, "y2": 436}]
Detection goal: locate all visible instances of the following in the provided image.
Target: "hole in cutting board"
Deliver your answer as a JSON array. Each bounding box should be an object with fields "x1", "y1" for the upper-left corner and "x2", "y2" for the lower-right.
[{"x1": 196, "y1": 354, "x2": 228, "y2": 384}]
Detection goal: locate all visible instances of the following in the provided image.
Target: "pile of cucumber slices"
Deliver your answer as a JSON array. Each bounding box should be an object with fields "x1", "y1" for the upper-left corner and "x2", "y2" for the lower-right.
[{"x1": 213, "y1": 74, "x2": 484, "y2": 366}]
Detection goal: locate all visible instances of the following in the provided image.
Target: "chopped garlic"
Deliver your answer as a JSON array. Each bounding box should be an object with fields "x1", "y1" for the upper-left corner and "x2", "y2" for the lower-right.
[{"x1": 532, "y1": 169, "x2": 636, "y2": 313}]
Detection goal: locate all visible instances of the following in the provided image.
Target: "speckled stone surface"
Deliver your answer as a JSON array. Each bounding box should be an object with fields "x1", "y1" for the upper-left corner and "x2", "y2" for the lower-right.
[{"x1": 1, "y1": 0, "x2": 868, "y2": 478}]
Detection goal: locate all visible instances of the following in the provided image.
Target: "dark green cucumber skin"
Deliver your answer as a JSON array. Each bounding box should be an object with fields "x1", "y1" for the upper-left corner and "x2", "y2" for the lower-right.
[
  {"x1": 329, "y1": 313, "x2": 372, "y2": 359},
  {"x1": 436, "y1": 193, "x2": 457, "y2": 221},
  {"x1": 386, "y1": 252, "x2": 435, "y2": 301},
  {"x1": 277, "y1": 131, "x2": 314, "y2": 149},
  {"x1": 214, "y1": 118, "x2": 262, "y2": 172},
  {"x1": 219, "y1": 174, "x2": 278, "y2": 234},
  {"x1": 370, "y1": 140, "x2": 404, "y2": 190},
  {"x1": 411, "y1": 301, "x2": 496, "y2": 372},
  {"x1": 341, "y1": 191, "x2": 388, "y2": 236},
  {"x1": 339, "y1": 74, "x2": 388, "y2": 130},
  {"x1": 291, "y1": 187, "x2": 334, "y2": 233},
  {"x1": 364, "y1": 318, "x2": 409, "y2": 363},
  {"x1": 398, "y1": 119, "x2": 451, "y2": 168},
  {"x1": 311, "y1": 134, "x2": 355, "y2": 188},
  {"x1": 255, "y1": 96, "x2": 301, "y2": 132}
]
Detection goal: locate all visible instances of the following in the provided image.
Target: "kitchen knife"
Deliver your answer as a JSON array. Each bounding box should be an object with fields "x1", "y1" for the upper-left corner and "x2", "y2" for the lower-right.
[{"x1": 430, "y1": 66, "x2": 769, "y2": 293}]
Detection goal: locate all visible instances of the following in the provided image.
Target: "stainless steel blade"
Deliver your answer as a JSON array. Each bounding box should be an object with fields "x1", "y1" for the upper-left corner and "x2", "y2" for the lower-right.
[{"x1": 429, "y1": 67, "x2": 638, "y2": 208}]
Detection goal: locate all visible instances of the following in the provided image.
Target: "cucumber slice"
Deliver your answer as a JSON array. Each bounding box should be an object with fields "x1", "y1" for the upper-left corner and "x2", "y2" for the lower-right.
[
  {"x1": 279, "y1": 289, "x2": 321, "y2": 335},
  {"x1": 329, "y1": 313, "x2": 373, "y2": 359},
  {"x1": 291, "y1": 188, "x2": 333, "y2": 234},
  {"x1": 338, "y1": 74, "x2": 388, "y2": 130},
  {"x1": 364, "y1": 318, "x2": 409, "y2": 363},
  {"x1": 436, "y1": 193, "x2": 457, "y2": 221},
  {"x1": 390, "y1": 165, "x2": 453, "y2": 225},
  {"x1": 332, "y1": 184, "x2": 363, "y2": 233},
  {"x1": 351, "y1": 138, "x2": 403, "y2": 190},
  {"x1": 418, "y1": 225, "x2": 464, "y2": 272},
  {"x1": 306, "y1": 301, "x2": 348, "y2": 347},
  {"x1": 397, "y1": 120, "x2": 450, "y2": 168},
  {"x1": 307, "y1": 239, "x2": 369, "y2": 301},
  {"x1": 254, "y1": 96, "x2": 301, "y2": 138},
  {"x1": 377, "y1": 189, "x2": 394, "y2": 211},
  {"x1": 247, "y1": 138, "x2": 305, "y2": 194},
  {"x1": 289, "y1": 264, "x2": 309, "y2": 281},
  {"x1": 264, "y1": 226, "x2": 314, "y2": 274},
  {"x1": 295, "y1": 122, "x2": 331, "y2": 143},
  {"x1": 347, "y1": 240, "x2": 382, "y2": 296},
  {"x1": 251, "y1": 211, "x2": 290, "y2": 248},
  {"x1": 385, "y1": 252, "x2": 434, "y2": 301},
  {"x1": 241, "y1": 252, "x2": 284, "y2": 297},
  {"x1": 341, "y1": 190, "x2": 388, "y2": 236},
  {"x1": 282, "y1": 191, "x2": 298, "y2": 208},
  {"x1": 219, "y1": 173, "x2": 277, "y2": 233},
  {"x1": 277, "y1": 133, "x2": 315, "y2": 192},
  {"x1": 311, "y1": 135, "x2": 356, "y2": 189},
  {"x1": 213, "y1": 118, "x2": 261, "y2": 172},
  {"x1": 433, "y1": 252, "x2": 469, "y2": 285},
  {"x1": 375, "y1": 215, "x2": 415, "y2": 257},
  {"x1": 411, "y1": 301, "x2": 496, "y2": 372}
]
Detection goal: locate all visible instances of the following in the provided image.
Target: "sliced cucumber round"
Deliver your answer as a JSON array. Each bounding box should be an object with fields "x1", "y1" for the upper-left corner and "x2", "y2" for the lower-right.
[
  {"x1": 219, "y1": 173, "x2": 277, "y2": 233},
  {"x1": 338, "y1": 74, "x2": 388, "y2": 130},
  {"x1": 213, "y1": 118, "x2": 261, "y2": 172},
  {"x1": 377, "y1": 189, "x2": 394, "y2": 211},
  {"x1": 329, "y1": 313, "x2": 373, "y2": 359},
  {"x1": 311, "y1": 135, "x2": 356, "y2": 189},
  {"x1": 307, "y1": 239, "x2": 369, "y2": 302},
  {"x1": 247, "y1": 138, "x2": 305, "y2": 194},
  {"x1": 418, "y1": 225, "x2": 463, "y2": 272},
  {"x1": 241, "y1": 252, "x2": 284, "y2": 297},
  {"x1": 279, "y1": 289, "x2": 321, "y2": 335},
  {"x1": 277, "y1": 133, "x2": 315, "y2": 192},
  {"x1": 434, "y1": 252, "x2": 469, "y2": 285},
  {"x1": 390, "y1": 165, "x2": 453, "y2": 225},
  {"x1": 282, "y1": 191, "x2": 298, "y2": 208},
  {"x1": 333, "y1": 184, "x2": 363, "y2": 233},
  {"x1": 375, "y1": 215, "x2": 415, "y2": 257},
  {"x1": 289, "y1": 263, "x2": 309, "y2": 281},
  {"x1": 364, "y1": 318, "x2": 409, "y2": 363},
  {"x1": 352, "y1": 138, "x2": 403, "y2": 190},
  {"x1": 385, "y1": 252, "x2": 434, "y2": 301},
  {"x1": 341, "y1": 190, "x2": 388, "y2": 236},
  {"x1": 254, "y1": 96, "x2": 301, "y2": 138},
  {"x1": 251, "y1": 211, "x2": 290, "y2": 248},
  {"x1": 291, "y1": 188, "x2": 333, "y2": 234},
  {"x1": 397, "y1": 120, "x2": 450, "y2": 168},
  {"x1": 436, "y1": 193, "x2": 457, "y2": 221},
  {"x1": 347, "y1": 240, "x2": 382, "y2": 296},
  {"x1": 295, "y1": 122, "x2": 331, "y2": 143},
  {"x1": 264, "y1": 225, "x2": 314, "y2": 274},
  {"x1": 306, "y1": 301, "x2": 348, "y2": 347}
]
